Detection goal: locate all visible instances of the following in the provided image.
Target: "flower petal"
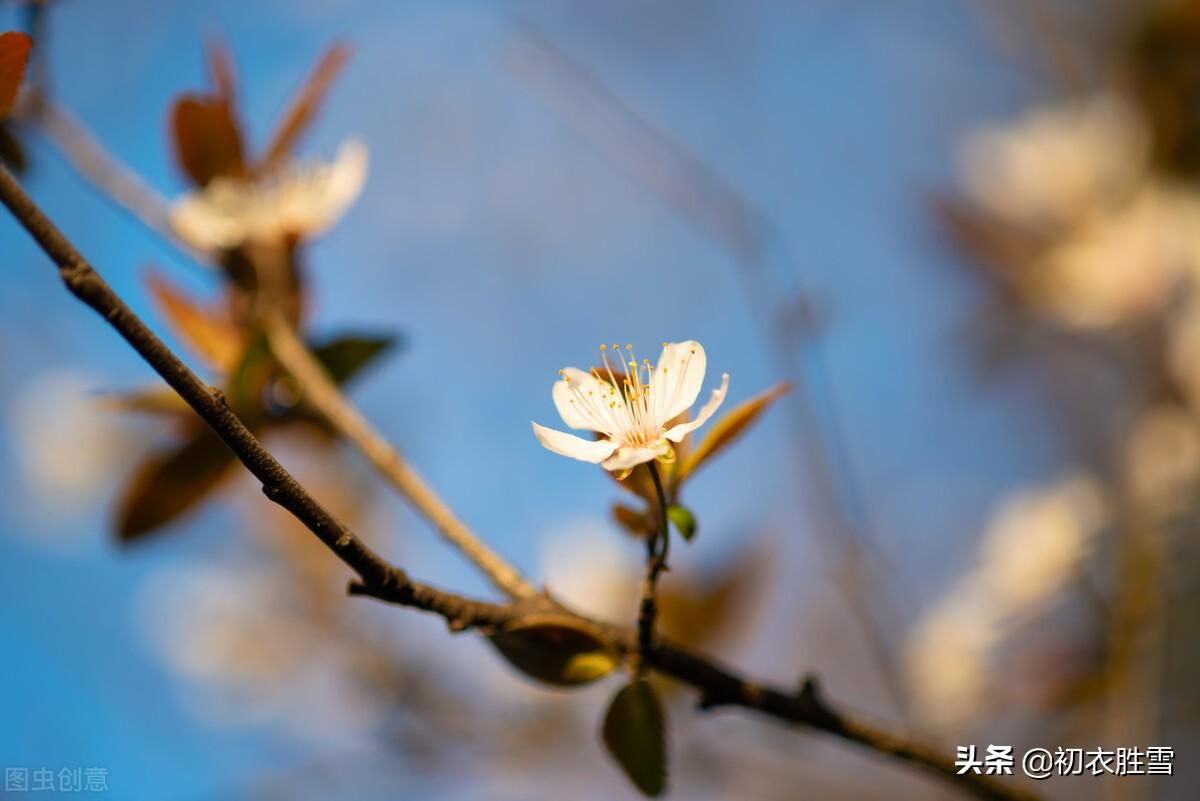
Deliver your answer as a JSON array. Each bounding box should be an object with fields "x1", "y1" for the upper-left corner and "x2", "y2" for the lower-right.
[
  {"x1": 601, "y1": 445, "x2": 661, "y2": 472},
  {"x1": 279, "y1": 138, "x2": 368, "y2": 240},
  {"x1": 169, "y1": 181, "x2": 254, "y2": 252},
  {"x1": 663, "y1": 372, "x2": 729, "y2": 442},
  {"x1": 532, "y1": 422, "x2": 618, "y2": 463},
  {"x1": 553, "y1": 367, "x2": 618, "y2": 434},
  {"x1": 653, "y1": 340, "x2": 707, "y2": 424}
]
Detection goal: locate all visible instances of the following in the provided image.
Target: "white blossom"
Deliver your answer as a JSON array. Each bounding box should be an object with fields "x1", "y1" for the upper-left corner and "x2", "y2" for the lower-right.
[
  {"x1": 961, "y1": 93, "x2": 1146, "y2": 230},
  {"x1": 906, "y1": 473, "x2": 1104, "y2": 728},
  {"x1": 170, "y1": 139, "x2": 367, "y2": 252},
  {"x1": 532, "y1": 340, "x2": 728, "y2": 474}
]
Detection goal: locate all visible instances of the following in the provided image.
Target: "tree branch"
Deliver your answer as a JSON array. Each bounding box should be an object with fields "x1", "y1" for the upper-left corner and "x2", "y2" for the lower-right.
[
  {"x1": 263, "y1": 309, "x2": 538, "y2": 599},
  {"x1": 0, "y1": 163, "x2": 1043, "y2": 801},
  {"x1": 20, "y1": 98, "x2": 538, "y2": 600}
]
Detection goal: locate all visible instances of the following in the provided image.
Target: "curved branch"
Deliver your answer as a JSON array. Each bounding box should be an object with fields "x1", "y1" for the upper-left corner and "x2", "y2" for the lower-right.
[
  {"x1": 21, "y1": 99, "x2": 538, "y2": 600},
  {"x1": 0, "y1": 164, "x2": 1043, "y2": 801}
]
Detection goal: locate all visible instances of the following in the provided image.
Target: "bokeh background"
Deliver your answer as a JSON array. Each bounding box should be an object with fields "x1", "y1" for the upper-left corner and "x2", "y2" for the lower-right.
[{"x1": 1, "y1": 1, "x2": 1195, "y2": 799}]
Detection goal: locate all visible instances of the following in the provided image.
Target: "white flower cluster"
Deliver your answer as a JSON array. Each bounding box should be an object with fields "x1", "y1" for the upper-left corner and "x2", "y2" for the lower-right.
[
  {"x1": 906, "y1": 474, "x2": 1105, "y2": 728},
  {"x1": 962, "y1": 94, "x2": 1200, "y2": 329}
]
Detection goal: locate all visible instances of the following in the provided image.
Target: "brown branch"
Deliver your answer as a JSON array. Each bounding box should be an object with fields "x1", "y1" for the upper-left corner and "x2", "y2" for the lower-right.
[
  {"x1": 21, "y1": 97, "x2": 538, "y2": 600},
  {"x1": 636, "y1": 462, "x2": 671, "y2": 669},
  {"x1": 263, "y1": 309, "x2": 538, "y2": 600},
  {"x1": 0, "y1": 163, "x2": 1043, "y2": 801}
]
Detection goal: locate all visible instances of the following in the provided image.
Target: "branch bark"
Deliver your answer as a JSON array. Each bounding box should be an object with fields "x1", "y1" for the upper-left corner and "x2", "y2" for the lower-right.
[{"x1": 0, "y1": 164, "x2": 1043, "y2": 801}]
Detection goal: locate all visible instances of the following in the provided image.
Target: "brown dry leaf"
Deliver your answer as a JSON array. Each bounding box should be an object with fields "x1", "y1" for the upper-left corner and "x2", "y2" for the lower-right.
[
  {"x1": 171, "y1": 94, "x2": 245, "y2": 186},
  {"x1": 205, "y1": 36, "x2": 237, "y2": 105},
  {"x1": 114, "y1": 427, "x2": 237, "y2": 542},
  {"x1": 257, "y1": 43, "x2": 350, "y2": 174},
  {"x1": 675, "y1": 382, "x2": 791, "y2": 485},
  {"x1": 99, "y1": 386, "x2": 193, "y2": 418},
  {"x1": 144, "y1": 271, "x2": 243, "y2": 373},
  {"x1": 658, "y1": 547, "x2": 765, "y2": 648},
  {"x1": 0, "y1": 32, "x2": 31, "y2": 120}
]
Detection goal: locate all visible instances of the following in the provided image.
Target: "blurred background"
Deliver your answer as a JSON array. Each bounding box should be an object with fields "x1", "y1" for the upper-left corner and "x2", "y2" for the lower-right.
[{"x1": 0, "y1": 0, "x2": 1196, "y2": 799}]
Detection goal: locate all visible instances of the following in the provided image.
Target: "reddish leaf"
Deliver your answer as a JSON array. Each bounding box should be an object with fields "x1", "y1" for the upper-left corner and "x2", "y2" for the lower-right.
[
  {"x1": 205, "y1": 36, "x2": 237, "y2": 105},
  {"x1": 0, "y1": 32, "x2": 32, "y2": 120},
  {"x1": 143, "y1": 271, "x2": 242, "y2": 373},
  {"x1": 171, "y1": 94, "x2": 244, "y2": 186},
  {"x1": 115, "y1": 427, "x2": 237, "y2": 541},
  {"x1": 257, "y1": 43, "x2": 350, "y2": 174},
  {"x1": 674, "y1": 382, "x2": 791, "y2": 484}
]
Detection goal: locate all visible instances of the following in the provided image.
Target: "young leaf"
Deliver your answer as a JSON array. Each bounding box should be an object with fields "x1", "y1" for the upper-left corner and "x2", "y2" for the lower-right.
[
  {"x1": 489, "y1": 616, "x2": 617, "y2": 687},
  {"x1": 171, "y1": 94, "x2": 244, "y2": 186},
  {"x1": 612, "y1": 503, "x2": 650, "y2": 536},
  {"x1": 114, "y1": 427, "x2": 237, "y2": 541},
  {"x1": 675, "y1": 382, "x2": 791, "y2": 484},
  {"x1": 204, "y1": 36, "x2": 237, "y2": 105},
  {"x1": 144, "y1": 271, "x2": 243, "y2": 373},
  {"x1": 666, "y1": 504, "x2": 696, "y2": 542},
  {"x1": 225, "y1": 333, "x2": 274, "y2": 417},
  {"x1": 0, "y1": 32, "x2": 31, "y2": 121},
  {"x1": 309, "y1": 332, "x2": 398, "y2": 387},
  {"x1": 100, "y1": 386, "x2": 193, "y2": 417},
  {"x1": 602, "y1": 679, "x2": 668, "y2": 797},
  {"x1": 257, "y1": 43, "x2": 350, "y2": 174}
]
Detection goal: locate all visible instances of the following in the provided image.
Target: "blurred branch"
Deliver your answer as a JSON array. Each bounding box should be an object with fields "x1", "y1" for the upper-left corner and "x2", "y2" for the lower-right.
[
  {"x1": 18, "y1": 94, "x2": 538, "y2": 599},
  {"x1": 262, "y1": 309, "x2": 538, "y2": 600},
  {"x1": 0, "y1": 162, "x2": 1043, "y2": 801},
  {"x1": 16, "y1": 98, "x2": 208, "y2": 267}
]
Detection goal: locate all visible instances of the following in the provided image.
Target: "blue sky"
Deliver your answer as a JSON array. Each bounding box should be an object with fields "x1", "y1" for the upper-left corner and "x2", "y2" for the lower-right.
[{"x1": 0, "y1": 2, "x2": 1068, "y2": 799}]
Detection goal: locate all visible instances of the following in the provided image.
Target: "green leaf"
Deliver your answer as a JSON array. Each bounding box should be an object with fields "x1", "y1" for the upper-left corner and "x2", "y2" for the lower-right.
[
  {"x1": 666, "y1": 505, "x2": 696, "y2": 542},
  {"x1": 489, "y1": 616, "x2": 617, "y2": 688},
  {"x1": 226, "y1": 333, "x2": 273, "y2": 418},
  {"x1": 114, "y1": 427, "x2": 237, "y2": 541},
  {"x1": 675, "y1": 382, "x2": 791, "y2": 484},
  {"x1": 602, "y1": 678, "x2": 668, "y2": 797},
  {"x1": 309, "y1": 332, "x2": 399, "y2": 387}
]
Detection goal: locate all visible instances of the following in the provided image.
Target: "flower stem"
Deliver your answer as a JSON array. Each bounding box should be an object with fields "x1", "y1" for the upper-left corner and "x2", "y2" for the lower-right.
[{"x1": 637, "y1": 462, "x2": 671, "y2": 673}]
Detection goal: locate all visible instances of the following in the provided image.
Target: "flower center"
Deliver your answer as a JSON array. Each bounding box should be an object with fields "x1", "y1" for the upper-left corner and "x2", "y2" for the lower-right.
[{"x1": 560, "y1": 343, "x2": 666, "y2": 447}]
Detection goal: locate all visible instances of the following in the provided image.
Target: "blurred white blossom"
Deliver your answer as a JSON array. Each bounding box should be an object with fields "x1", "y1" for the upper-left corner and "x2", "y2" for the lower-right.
[
  {"x1": 961, "y1": 94, "x2": 1200, "y2": 329},
  {"x1": 906, "y1": 473, "x2": 1105, "y2": 728},
  {"x1": 170, "y1": 140, "x2": 368, "y2": 252},
  {"x1": 138, "y1": 561, "x2": 384, "y2": 739},
  {"x1": 1031, "y1": 185, "x2": 1200, "y2": 328},
  {"x1": 6, "y1": 370, "x2": 142, "y2": 532},
  {"x1": 1125, "y1": 404, "x2": 1200, "y2": 514},
  {"x1": 962, "y1": 94, "x2": 1146, "y2": 230},
  {"x1": 539, "y1": 517, "x2": 640, "y2": 622}
]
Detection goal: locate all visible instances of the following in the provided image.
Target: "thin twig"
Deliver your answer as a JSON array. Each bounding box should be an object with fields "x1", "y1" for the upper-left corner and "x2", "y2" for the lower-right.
[
  {"x1": 18, "y1": 98, "x2": 208, "y2": 268},
  {"x1": 510, "y1": 24, "x2": 911, "y2": 718},
  {"x1": 637, "y1": 462, "x2": 671, "y2": 670},
  {"x1": 0, "y1": 162, "x2": 1042, "y2": 801},
  {"x1": 20, "y1": 97, "x2": 538, "y2": 600},
  {"x1": 263, "y1": 309, "x2": 538, "y2": 600}
]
